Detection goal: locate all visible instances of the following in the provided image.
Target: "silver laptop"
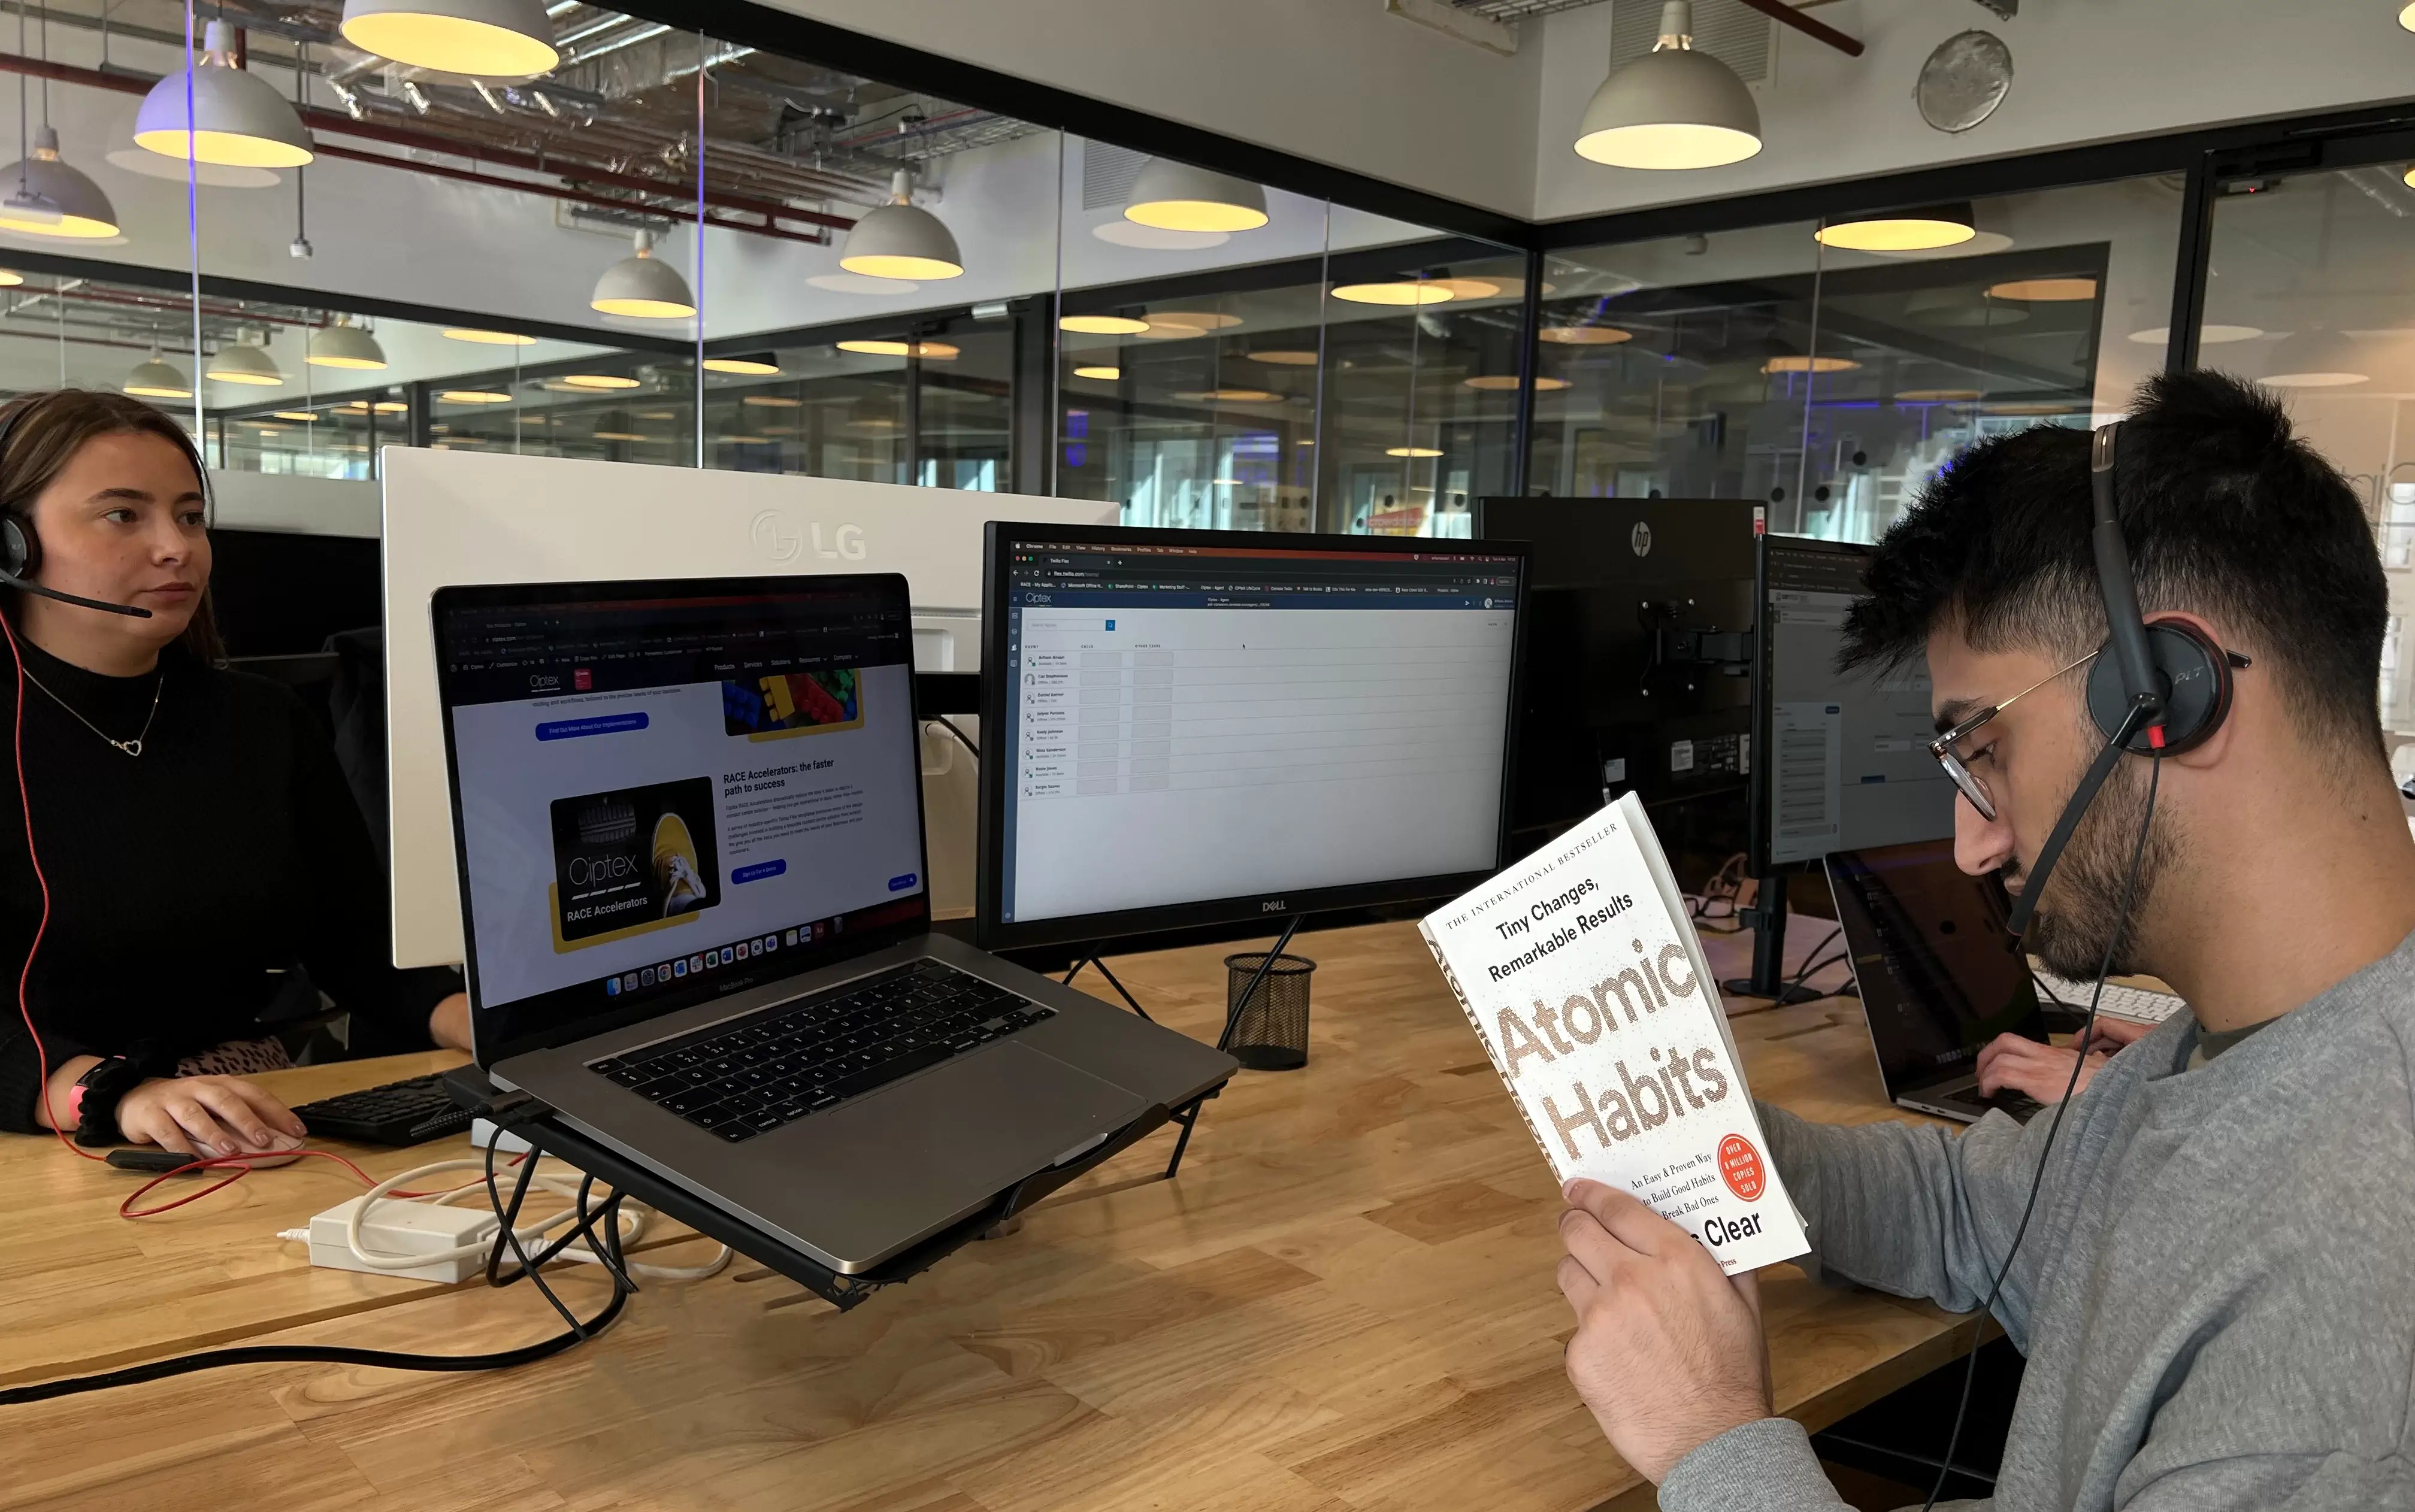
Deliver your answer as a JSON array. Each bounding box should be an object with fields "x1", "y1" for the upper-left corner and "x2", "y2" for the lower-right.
[
  {"x1": 1824, "y1": 840, "x2": 2051, "y2": 1125},
  {"x1": 432, "y1": 572, "x2": 1236, "y2": 1274}
]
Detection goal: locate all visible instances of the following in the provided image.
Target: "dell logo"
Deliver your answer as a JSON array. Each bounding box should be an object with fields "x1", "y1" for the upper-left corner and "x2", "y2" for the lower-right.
[
  {"x1": 1262, "y1": 899, "x2": 1287, "y2": 912},
  {"x1": 1630, "y1": 522, "x2": 1653, "y2": 558}
]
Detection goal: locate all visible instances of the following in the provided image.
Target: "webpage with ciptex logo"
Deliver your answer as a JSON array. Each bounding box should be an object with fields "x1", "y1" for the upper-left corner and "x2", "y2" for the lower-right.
[{"x1": 440, "y1": 584, "x2": 925, "y2": 1049}]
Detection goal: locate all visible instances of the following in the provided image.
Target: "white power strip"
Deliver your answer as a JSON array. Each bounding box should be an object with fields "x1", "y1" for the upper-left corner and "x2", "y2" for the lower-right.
[
  {"x1": 305, "y1": 1195, "x2": 494, "y2": 1283},
  {"x1": 468, "y1": 1117, "x2": 534, "y2": 1155}
]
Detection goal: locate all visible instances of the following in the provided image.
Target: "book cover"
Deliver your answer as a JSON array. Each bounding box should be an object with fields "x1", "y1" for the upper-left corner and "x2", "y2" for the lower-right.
[{"x1": 1420, "y1": 792, "x2": 1809, "y2": 1272}]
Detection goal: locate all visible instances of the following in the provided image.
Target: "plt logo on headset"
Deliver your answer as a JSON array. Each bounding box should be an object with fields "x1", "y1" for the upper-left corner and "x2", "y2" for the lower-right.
[
  {"x1": 0, "y1": 390, "x2": 221, "y2": 621},
  {"x1": 2002, "y1": 419, "x2": 2250, "y2": 939}
]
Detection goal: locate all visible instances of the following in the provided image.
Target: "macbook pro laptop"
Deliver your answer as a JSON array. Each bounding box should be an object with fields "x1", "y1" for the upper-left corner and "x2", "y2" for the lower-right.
[
  {"x1": 431, "y1": 572, "x2": 1236, "y2": 1274},
  {"x1": 1824, "y1": 840, "x2": 2051, "y2": 1125}
]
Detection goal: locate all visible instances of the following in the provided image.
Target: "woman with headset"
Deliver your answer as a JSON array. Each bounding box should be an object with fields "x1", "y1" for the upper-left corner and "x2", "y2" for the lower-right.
[{"x1": 0, "y1": 389, "x2": 470, "y2": 1158}]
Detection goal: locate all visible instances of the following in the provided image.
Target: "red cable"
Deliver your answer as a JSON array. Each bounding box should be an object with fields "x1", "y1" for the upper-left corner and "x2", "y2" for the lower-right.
[
  {"x1": 2, "y1": 612, "x2": 521, "y2": 1213},
  {"x1": 118, "y1": 1147, "x2": 529, "y2": 1219},
  {"x1": 1, "y1": 608, "x2": 98, "y2": 1163}
]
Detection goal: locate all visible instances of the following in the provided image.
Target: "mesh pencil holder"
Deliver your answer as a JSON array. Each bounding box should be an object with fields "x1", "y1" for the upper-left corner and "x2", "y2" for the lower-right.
[{"x1": 1221, "y1": 952, "x2": 1316, "y2": 1071}]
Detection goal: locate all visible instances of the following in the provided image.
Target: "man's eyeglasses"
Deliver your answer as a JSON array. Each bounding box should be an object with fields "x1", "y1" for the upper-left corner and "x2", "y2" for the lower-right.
[{"x1": 1925, "y1": 650, "x2": 2098, "y2": 822}]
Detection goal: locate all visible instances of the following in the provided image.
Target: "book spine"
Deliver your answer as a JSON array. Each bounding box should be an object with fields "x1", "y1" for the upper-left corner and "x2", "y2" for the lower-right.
[{"x1": 1419, "y1": 920, "x2": 1567, "y2": 1185}]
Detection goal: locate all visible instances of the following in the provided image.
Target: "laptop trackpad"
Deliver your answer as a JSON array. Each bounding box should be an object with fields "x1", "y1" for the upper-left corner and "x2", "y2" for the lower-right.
[{"x1": 737, "y1": 1040, "x2": 1149, "y2": 1265}]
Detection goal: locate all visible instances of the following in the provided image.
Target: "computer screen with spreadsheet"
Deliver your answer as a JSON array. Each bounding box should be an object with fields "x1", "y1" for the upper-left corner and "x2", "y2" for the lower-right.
[
  {"x1": 976, "y1": 525, "x2": 1528, "y2": 952},
  {"x1": 1754, "y1": 537, "x2": 1954, "y2": 869}
]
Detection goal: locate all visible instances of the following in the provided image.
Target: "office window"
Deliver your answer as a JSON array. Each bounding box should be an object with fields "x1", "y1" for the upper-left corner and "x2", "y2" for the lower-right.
[
  {"x1": 1801, "y1": 177, "x2": 2179, "y2": 542},
  {"x1": 2198, "y1": 159, "x2": 2415, "y2": 765},
  {"x1": 1537, "y1": 178, "x2": 2180, "y2": 543},
  {"x1": 1533, "y1": 223, "x2": 1824, "y2": 511}
]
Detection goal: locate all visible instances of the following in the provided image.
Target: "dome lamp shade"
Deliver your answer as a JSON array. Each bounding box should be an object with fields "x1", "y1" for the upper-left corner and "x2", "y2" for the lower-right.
[
  {"x1": 1574, "y1": 1, "x2": 1762, "y2": 170},
  {"x1": 206, "y1": 332, "x2": 285, "y2": 387},
  {"x1": 839, "y1": 170, "x2": 964, "y2": 282},
  {"x1": 340, "y1": 0, "x2": 559, "y2": 78},
  {"x1": 125, "y1": 349, "x2": 192, "y2": 399},
  {"x1": 1815, "y1": 203, "x2": 1978, "y2": 252},
  {"x1": 1124, "y1": 159, "x2": 1269, "y2": 233},
  {"x1": 307, "y1": 317, "x2": 388, "y2": 370},
  {"x1": 136, "y1": 22, "x2": 316, "y2": 169},
  {"x1": 590, "y1": 229, "x2": 696, "y2": 319},
  {"x1": 0, "y1": 126, "x2": 119, "y2": 238}
]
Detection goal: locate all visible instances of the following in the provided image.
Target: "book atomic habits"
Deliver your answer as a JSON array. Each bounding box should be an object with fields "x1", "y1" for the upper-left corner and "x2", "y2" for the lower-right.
[{"x1": 1421, "y1": 793, "x2": 1807, "y2": 1272}]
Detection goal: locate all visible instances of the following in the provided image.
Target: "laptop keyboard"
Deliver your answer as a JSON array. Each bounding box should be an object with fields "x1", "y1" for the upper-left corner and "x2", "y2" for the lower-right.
[{"x1": 586, "y1": 960, "x2": 1055, "y2": 1143}]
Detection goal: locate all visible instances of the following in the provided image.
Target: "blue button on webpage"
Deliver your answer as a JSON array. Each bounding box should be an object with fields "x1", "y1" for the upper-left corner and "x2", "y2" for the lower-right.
[
  {"x1": 535, "y1": 713, "x2": 649, "y2": 741},
  {"x1": 888, "y1": 872, "x2": 919, "y2": 892},
  {"x1": 732, "y1": 859, "x2": 788, "y2": 884}
]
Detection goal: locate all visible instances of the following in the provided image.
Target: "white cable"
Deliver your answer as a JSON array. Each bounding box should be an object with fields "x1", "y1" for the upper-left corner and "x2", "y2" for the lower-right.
[{"x1": 322, "y1": 1155, "x2": 729, "y2": 1281}]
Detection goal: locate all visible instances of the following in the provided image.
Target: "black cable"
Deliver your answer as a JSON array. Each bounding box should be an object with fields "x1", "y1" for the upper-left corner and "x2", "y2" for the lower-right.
[
  {"x1": 1780, "y1": 926, "x2": 1842, "y2": 993},
  {"x1": 1785, "y1": 952, "x2": 1847, "y2": 992},
  {"x1": 0, "y1": 1135, "x2": 637, "y2": 1408},
  {"x1": 928, "y1": 716, "x2": 978, "y2": 760},
  {"x1": 1921, "y1": 750, "x2": 2161, "y2": 1512}
]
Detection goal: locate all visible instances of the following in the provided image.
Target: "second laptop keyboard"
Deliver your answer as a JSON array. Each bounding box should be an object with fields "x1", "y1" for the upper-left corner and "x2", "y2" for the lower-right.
[{"x1": 587, "y1": 960, "x2": 1055, "y2": 1143}]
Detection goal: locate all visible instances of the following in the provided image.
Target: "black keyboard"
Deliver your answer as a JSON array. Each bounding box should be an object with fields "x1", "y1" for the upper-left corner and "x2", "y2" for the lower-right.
[
  {"x1": 588, "y1": 960, "x2": 1055, "y2": 1144},
  {"x1": 1986, "y1": 1090, "x2": 2047, "y2": 1123},
  {"x1": 292, "y1": 1074, "x2": 473, "y2": 1146}
]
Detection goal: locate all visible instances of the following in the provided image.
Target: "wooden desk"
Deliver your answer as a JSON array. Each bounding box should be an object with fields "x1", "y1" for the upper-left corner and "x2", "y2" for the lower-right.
[{"x1": 1, "y1": 923, "x2": 1976, "y2": 1512}]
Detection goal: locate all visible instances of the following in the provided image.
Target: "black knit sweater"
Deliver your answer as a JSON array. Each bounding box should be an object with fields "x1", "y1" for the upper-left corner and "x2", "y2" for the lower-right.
[{"x1": 0, "y1": 636, "x2": 453, "y2": 1131}]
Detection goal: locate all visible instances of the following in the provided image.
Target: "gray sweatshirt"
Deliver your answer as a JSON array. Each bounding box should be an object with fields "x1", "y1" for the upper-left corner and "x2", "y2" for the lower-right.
[{"x1": 1659, "y1": 927, "x2": 2415, "y2": 1512}]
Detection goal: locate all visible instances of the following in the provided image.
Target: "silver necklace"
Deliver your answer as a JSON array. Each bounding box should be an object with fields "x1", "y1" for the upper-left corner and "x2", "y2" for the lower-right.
[{"x1": 22, "y1": 665, "x2": 162, "y2": 757}]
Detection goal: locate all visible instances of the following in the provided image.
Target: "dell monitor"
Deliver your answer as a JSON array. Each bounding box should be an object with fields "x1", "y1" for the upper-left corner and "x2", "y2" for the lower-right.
[
  {"x1": 1475, "y1": 496, "x2": 1758, "y2": 858},
  {"x1": 976, "y1": 523, "x2": 1528, "y2": 954},
  {"x1": 1732, "y1": 534, "x2": 1955, "y2": 999},
  {"x1": 380, "y1": 447, "x2": 1116, "y2": 968}
]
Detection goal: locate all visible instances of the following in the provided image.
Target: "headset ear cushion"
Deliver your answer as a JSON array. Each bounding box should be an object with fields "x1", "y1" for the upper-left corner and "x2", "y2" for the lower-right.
[
  {"x1": 2086, "y1": 620, "x2": 2233, "y2": 755},
  {"x1": 1, "y1": 515, "x2": 31, "y2": 579}
]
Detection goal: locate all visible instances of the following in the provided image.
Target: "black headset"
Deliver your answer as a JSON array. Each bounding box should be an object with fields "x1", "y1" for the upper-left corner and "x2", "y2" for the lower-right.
[
  {"x1": 0, "y1": 392, "x2": 196, "y2": 620},
  {"x1": 2004, "y1": 419, "x2": 2242, "y2": 938}
]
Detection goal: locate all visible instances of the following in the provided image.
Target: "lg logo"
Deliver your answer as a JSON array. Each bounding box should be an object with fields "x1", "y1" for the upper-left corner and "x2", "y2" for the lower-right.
[{"x1": 750, "y1": 510, "x2": 865, "y2": 564}]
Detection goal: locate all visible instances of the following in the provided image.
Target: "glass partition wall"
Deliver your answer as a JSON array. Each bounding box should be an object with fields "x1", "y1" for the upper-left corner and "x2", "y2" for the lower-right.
[{"x1": 1532, "y1": 177, "x2": 2182, "y2": 541}]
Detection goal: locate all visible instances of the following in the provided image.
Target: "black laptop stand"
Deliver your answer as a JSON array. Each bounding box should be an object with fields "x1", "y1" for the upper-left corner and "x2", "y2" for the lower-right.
[{"x1": 441, "y1": 1063, "x2": 1227, "y2": 1313}]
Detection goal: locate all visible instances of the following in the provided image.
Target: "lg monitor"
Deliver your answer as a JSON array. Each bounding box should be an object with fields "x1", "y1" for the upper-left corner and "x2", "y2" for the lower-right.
[
  {"x1": 1475, "y1": 496, "x2": 1759, "y2": 857},
  {"x1": 381, "y1": 447, "x2": 1116, "y2": 968},
  {"x1": 976, "y1": 522, "x2": 1528, "y2": 954}
]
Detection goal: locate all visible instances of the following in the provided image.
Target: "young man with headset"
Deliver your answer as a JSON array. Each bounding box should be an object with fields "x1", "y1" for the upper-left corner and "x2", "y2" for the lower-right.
[{"x1": 1551, "y1": 369, "x2": 2415, "y2": 1510}]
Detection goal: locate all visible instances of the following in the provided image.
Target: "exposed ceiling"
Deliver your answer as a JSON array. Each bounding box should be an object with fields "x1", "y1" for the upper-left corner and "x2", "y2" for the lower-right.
[{"x1": 0, "y1": 1, "x2": 1051, "y2": 244}]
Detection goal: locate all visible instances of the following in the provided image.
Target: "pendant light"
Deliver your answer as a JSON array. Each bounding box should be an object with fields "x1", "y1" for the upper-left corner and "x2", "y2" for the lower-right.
[
  {"x1": 1815, "y1": 204, "x2": 1977, "y2": 252},
  {"x1": 839, "y1": 170, "x2": 964, "y2": 282},
  {"x1": 589, "y1": 229, "x2": 695, "y2": 319},
  {"x1": 307, "y1": 316, "x2": 388, "y2": 370},
  {"x1": 125, "y1": 348, "x2": 192, "y2": 399},
  {"x1": 207, "y1": 330, "x2": 285, "y2": 387},
  {"x1": 340, "y1": 0, "x2": 558, "y2": 78},
  {"x1": 0, "y1": 125, "x2": 119, "y2": 238},
  {"x1": 1123, "y1": 159, "x2": 1269, "y2": 233},
  {"x1": 1574, "y1": 1, "x2": 1761, "y2": 170},
  {"x1": 136, "y1": 22, "x2": 315, "y2": 169}
]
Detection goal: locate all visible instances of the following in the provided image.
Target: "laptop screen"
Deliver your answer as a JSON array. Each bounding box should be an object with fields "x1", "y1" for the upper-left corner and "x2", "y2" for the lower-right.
[
  {"x1": 1824, "y1": 840, "x2": 2043, "y2": 1095},
  {"x1": 433, "y1": 575, "x2": 928, "y2": 1061}
]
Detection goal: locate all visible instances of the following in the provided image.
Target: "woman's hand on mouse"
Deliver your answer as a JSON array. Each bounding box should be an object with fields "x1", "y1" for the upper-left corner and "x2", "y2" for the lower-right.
[{"x1": 117, "y1": 1074, "x2": 305, "y2": 1155}]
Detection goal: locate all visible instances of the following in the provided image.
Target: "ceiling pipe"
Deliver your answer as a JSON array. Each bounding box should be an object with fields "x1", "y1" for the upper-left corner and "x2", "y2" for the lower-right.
[
  {"x1": 311, "y1": 140, "x2": 831, "y2": 243},
  {"x1": 1730, "y1": 0, "x2": 1863, "y2": 56},
  {"x1": 0, "y1": 49, "x2": 859, "y2": 235}
]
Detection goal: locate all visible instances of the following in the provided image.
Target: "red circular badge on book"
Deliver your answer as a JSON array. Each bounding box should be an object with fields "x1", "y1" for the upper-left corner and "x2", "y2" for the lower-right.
[{"x1": 1718, "y1": 1134, "x2": 1765, "y2": 1201}]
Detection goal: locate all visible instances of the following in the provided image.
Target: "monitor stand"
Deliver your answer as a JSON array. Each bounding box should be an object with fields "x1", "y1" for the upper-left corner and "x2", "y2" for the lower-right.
[{"x1": 1720, "y1": 869, "x2": 1823, "y2": 1006}]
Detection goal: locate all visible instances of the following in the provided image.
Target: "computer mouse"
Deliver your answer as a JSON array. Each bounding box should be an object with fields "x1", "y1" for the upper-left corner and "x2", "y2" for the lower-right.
[{"x1": 190, "y1": 1132, "x2": 307, "y2": 1169}]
